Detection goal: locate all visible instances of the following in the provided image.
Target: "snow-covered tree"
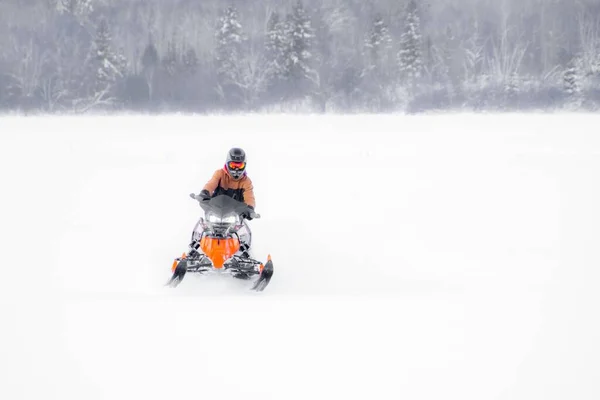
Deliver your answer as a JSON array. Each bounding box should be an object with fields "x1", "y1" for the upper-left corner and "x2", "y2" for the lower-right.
[
  {"x1": 215, "y1": 7, "x2": 244, "y2": 85},
  {"x1": 283, "y1": 1, "x2": 315, "y2": 93},
  {"x1": 360, "y1": 13, "x2": 394, "y2": 108},
  {"x1": 564, "y1": 57, "x2": 582, "y2": 104},
  {"x1": 89, "y1": 19, "x2": 126, "y2": 106},
  {"x1": 214, "y1": 6, "x2": 246, "y2": 103},
  {"x1": 397, "y1": 0, "x2": 423, "y2": 89},
  {"x1": 365, "y1": 14, "x2": 392, "y2": 71},
  {"x1": 265, "y1": 11, "x2": 288, "y2": 88}
]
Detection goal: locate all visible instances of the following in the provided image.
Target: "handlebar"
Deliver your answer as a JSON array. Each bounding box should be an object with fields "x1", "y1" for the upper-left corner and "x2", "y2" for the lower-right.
[{"x1": 189, "y1": 193, "x2": 205, "y2": 201}]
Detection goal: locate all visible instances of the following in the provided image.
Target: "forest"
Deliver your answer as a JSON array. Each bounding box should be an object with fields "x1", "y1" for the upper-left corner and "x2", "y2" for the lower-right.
[{"x1": 0, "y1": 0, "x2": 599, "y2": 113}]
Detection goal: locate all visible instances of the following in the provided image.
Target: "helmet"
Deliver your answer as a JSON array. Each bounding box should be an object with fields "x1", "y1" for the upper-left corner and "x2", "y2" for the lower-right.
[{"x1": 225, "y1": 147, "x2": 246, "y2": 180}]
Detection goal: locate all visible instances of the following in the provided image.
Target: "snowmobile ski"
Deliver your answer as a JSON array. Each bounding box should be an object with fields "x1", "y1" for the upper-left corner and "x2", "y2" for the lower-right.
[{"x1": 251, "y1": 256, "x2": 274, "y2": 292}]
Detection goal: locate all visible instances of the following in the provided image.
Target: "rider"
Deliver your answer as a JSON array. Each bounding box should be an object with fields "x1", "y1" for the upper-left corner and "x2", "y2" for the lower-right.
[
  {"x1": 190, "y1": 147, "x2": 256, "y2": 257},
  {"x1": 197, "y1": 147, "x2": 256, "y2": 218}
]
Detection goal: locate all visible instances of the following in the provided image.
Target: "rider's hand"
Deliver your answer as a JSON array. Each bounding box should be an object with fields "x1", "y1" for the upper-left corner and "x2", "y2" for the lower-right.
[
  {"x1": 199, "y1": 189, "x2": 211, "y2": 201},
  {"x1": 242, "y1": 205, "x2": 254, "y2": 220},
  {"x1": 190, "y1": 190, "x2": 211, "y2": 201}
]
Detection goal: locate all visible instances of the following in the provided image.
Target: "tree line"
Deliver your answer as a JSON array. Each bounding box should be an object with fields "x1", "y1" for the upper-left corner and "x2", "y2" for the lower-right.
[{"x1": 0, "y1": 0, "x2": 599, "y2": 113}]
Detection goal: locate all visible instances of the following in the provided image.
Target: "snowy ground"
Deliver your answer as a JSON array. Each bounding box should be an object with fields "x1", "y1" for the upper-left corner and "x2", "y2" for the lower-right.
[{"x1": 0, "y1": 113, "x2": 599, "y2": 400}]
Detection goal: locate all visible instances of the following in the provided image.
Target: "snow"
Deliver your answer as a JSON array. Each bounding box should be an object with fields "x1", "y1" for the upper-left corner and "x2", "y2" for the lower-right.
[{"x1": 0, "y1": 113, "x2": 599, "y2": 400}]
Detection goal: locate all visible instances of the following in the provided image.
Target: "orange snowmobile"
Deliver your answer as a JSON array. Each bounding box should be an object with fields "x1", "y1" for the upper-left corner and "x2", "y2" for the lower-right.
[{"x1": 167, "y1": 194, "x2": 273, "y2": 291}]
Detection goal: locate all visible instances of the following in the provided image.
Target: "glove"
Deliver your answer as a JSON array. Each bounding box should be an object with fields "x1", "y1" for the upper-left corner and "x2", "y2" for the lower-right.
[
  {"x1": 189, "y1": 190, "x2": 211, "y2": 201},
  {"x1": 241, "y1": 205, "x2": 254, "y2": 220},
  {"x1": 199, "y1": 189, "x2": 211, "y2": 201}
]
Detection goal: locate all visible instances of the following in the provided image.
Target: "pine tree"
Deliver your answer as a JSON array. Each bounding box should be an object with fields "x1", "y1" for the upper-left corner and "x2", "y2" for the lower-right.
[
  {"x1": 214, "y1": 6, "x2": 246, "y2": 103},
  {"x1": 265, "y1": 11, "x2": 288, "y2": 86},
  {"x1": 564, "y1": 57, "x2": 582, "y2": 105},
  {"x1": 283, "y1": 1, "x2": 315, "y2": 92},
  {"x1": 365, "y1": 14, "x2": 392, "y2": 71},
  {"x1": 91, "y1": 19, "x2": 126, "y2": 100},
  {"x1": 362, "y1": 13, "x2": 393, "y2": 106},
  {"x1": 397, "y1": 0, "x2": 423, "y2": 90}
]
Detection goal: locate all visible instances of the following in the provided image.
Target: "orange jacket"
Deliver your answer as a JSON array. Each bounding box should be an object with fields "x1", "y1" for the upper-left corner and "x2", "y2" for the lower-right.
[{"x1": 203, "y1": 168, "x2": 256, "y2": 208}]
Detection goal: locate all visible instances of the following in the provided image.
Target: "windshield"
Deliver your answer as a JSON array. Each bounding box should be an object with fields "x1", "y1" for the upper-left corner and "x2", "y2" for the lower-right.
[{"x1": 199, "y1": 195, "x2": 251, "y2": 218}]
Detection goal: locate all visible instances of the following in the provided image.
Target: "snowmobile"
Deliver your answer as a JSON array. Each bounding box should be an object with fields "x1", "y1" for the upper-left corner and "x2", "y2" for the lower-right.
[{"x1": 167, "y1": 193, "x2": 274, "y2": 291}]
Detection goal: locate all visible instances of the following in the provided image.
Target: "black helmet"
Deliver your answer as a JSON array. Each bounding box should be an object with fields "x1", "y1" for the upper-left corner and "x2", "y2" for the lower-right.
[{"x1": 225, "y1": 147, "x2": 246, "y2": 180}]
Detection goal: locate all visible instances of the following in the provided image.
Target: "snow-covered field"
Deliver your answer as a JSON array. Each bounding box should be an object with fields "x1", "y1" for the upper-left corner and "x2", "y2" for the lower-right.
[{"x1": 1, "y1": 114, "x2": 599, "y2": 400}]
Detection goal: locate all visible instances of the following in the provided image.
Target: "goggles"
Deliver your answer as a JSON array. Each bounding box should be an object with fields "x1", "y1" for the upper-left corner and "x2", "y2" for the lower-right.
[{"x1": 228, "y1": 161, "x2": 246, "y2": 171}]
